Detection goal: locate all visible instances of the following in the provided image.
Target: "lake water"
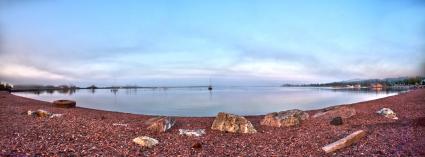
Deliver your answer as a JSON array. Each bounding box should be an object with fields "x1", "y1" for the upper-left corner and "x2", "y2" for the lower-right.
[{"x1": 13, "y1": 87, "x2": 404, "y2": 117}]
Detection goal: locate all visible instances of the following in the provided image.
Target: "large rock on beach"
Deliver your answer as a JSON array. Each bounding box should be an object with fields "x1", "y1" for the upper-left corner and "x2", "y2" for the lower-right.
[
  {"x1": 28, "y1": 109, "x2": 51, "y2": 118},
  {"x1": 146, "y1": 116, "x2": 176, "y2": 132},
  {"x1": 313, "y1": 106, "x2": 356, "y2": 119},
  {"x1": 261, "y1": 109, "x2": 309, "y2": 127},
  {"x1": 133, "y1": 136, "x2": 159, "y2": 148},
  {"x1": 376, "y1": 108, "x2": 398, "y2": 120},
  {"x1": 211, "y1": 112, "x2": 257, "y2": 133},
  {"x1": 53, "y1": 100, "x2": 76, "y2": 108},
  {"x1": 322, "y1": 130, "x2": 367, "y2": 153}
]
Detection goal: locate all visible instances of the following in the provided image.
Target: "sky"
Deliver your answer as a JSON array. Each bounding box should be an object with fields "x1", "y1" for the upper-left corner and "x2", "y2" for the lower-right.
[{"x1": 0, "y1": 0, "x2": 424, "y2": 86}]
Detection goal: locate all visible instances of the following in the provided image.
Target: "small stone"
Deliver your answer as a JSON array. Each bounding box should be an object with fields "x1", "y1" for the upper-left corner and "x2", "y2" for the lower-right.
[
  {"x1": 261, "y1": 109, "x2": 309, "y2": 127},
  {"x1": 112, "y1": 123, "x2": 128, "y2": 127},
  {"x1": 133, "y1": 136, "x2": 159, "y2": 148},
  {"x1": 27, "y1": 110, "x2": 34, "y2": 116},
  {"x1": 330, "y1": 117, "x2": 343, "y2": 126},
  {"x1": 192, "y1": 142, "x2": 202, "y2": 149},
  {"x1": 146, "y1": 117, "x2": 176, "y2": 132},
  {"x1": 179, "y1": 129, "x2": 206, "y2": 137},
  {"x1": 211, "y1": 112, "x2": 257, "y2": 133},
  {"x1": 49, "y1": 114, "x2": 63, "y2": 118},
  {"x1": 376, "y1": 108, "x2": 398, "y2": 120}
]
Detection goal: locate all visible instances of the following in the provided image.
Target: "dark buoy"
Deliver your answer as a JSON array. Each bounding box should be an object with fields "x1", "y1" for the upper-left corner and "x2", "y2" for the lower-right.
[{"x1": 208, "y1": 78, "x2": 213, "y2": 90}]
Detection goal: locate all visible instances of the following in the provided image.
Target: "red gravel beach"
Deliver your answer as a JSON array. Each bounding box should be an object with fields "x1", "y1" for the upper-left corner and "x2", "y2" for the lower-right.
[{"x1": 1, "y1": 89, "x2": 424, "y2": 156}]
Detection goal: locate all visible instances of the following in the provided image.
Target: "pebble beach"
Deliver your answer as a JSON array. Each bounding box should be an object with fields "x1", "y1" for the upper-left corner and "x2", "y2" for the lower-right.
[{"x1": 1, "y1": 89, "x2": 424, "y2": 156}]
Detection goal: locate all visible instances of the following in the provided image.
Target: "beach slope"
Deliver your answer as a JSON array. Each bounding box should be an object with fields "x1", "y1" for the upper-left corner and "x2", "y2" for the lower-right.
[{"x1": 0, "y1": 89, "x2": 424, "y2": 156}]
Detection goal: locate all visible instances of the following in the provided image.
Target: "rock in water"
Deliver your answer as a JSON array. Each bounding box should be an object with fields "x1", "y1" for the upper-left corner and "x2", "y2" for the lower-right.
[
  {"x1": 133, "y1": 136, "x2": 159, "y2": 148},
  {"x1": 313, "y1": 106, "x2": 356, "y2": 119},
  {"x1": 146, "y1": 117, "x2": 176, "y2": 132},
  {"x1": 261, "y1": 109, "x2": 309, "y2": 127},
  {"x1": 179, "y1": 129, "x2": 206, "y2": 137},
  {"x1": 330, "y1": 117, "x2": 343, "y2": 126},
  {"x1": 322, "y1": 130, "x2": 367, "y2": 153},
  {"x1": 211, "y1": 112, "x2": 257, "y2": 133},
  {"x1": 376, "y1": 108, "x2": 398, "y2": 120},
  {"x1": 53, "y1": 100, "x2": 76, "y2": 108}
]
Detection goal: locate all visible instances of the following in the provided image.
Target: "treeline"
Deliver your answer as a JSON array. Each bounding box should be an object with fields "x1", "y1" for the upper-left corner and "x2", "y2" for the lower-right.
[
  {"x1": 0, "y1": 82, "x2": 13, "y2": 91},
  {"x1": 12, "y1": 84, "x2": 79, "y2": 91},
  {"x1": 282, "y1": 76, "x2": 425, "y2": 87}
]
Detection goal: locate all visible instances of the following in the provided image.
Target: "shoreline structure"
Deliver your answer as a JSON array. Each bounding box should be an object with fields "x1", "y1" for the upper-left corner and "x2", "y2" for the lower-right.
[{"x1": 1, "y1": 89, "x2": 424, "y2": 156}]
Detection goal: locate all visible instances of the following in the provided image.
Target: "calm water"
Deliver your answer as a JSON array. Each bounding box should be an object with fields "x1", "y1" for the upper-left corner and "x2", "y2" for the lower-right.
[{"x1": 14, "y1": 87, "x2": 404, "y2": 117}]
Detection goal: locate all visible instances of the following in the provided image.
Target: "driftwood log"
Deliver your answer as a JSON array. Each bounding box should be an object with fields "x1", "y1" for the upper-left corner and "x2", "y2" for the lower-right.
[{"x1": 322, "y1": 130, "x2": 367, "y2": 153}]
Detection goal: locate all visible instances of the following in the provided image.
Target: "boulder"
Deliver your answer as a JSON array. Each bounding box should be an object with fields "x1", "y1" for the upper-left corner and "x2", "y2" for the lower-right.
[
  {"x1": 313, "y1": 106, "x2": 356, "y2": 119},
  {"x1": 133, "y1": 136, "x2": 159, "y2": 148},
  {"x1": 28, "y1": 109, "x2": 51, "y2": 118},
  {"x1": 146, "y1": 117, "x2": 176, "y2": 132},
  {"x1": 261, "y1": 109, "x2": 309, "y2": 127},
  {"x1": 322, "y1": 130, "x2": 367, "y2": 153},
  {"x1": 376, "y1": 108, "x2": 398, "y2": 120},
  {"x1": 330, "y1": 117, "x2": 343, "y2": 126},
  {"x1": 53, "y1": 100, "x2": 76, "y2": 108},
  {"x1": 211, "y1": 112, "x2": 257, "y2": 133},
  {"x1": 179, "y1": 129, "x2": 206, "y2": 137}
]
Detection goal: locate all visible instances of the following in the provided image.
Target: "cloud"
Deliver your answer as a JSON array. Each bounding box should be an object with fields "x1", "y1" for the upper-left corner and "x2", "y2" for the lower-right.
[{"x1": 0, "y1": 64, "x2": 72, "y2": 83}]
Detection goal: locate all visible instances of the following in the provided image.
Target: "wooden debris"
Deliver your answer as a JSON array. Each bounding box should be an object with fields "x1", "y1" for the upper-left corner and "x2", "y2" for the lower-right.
[{"x1": 322, "y1": 130, "x2": 367, "y2": 153}]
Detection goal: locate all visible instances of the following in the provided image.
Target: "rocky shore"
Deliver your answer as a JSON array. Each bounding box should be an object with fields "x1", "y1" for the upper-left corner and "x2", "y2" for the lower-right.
[{"x1": 1, "y1": 89, "x2": 424, "y2": 156}]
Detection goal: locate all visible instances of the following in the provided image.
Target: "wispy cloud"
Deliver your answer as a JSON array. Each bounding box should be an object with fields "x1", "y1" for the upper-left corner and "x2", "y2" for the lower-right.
[{"x1": 0, "y1": 0, "x2": 424, "y2": 86}]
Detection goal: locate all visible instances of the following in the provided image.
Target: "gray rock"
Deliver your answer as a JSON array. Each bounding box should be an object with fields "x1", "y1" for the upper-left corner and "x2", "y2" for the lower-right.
[
  {"x1": 146, "y1": 116, "x2": 176, "y2": 132},
  {"x1": 211, "y1": 112, "x2": 256, "y2": 133},
  {"x1": 49, "y1": 113, "x2": 63, "y2": 118},
  {"x1": 376, "y1": 108, "x2": 398, "y2": 120},
  {"x1": 261, "y1": 109, "x2": 309, "y2": 127},
  {"x1": 313, "y1": 106, "x2": 356, "y2": 119},
  {"x1": 179, "y1": 129, "x2": 206, "y2": 137},
  {"x1": 133, "y1": 136, "x2": 159, "y2": 148}
]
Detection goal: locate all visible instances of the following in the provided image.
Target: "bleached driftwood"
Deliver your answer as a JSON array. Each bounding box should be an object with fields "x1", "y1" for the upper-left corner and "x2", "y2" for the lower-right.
[{"x1": 322, "y1": 130, "x2": 367, "y2": 153}]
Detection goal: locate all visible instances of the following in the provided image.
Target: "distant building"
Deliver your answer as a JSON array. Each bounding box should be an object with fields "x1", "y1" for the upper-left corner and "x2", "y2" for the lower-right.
[
  {"x1": 354, "y1": 84, "x2": 361, "y2": 88},
  {"x1": 346, "y1": 85, "x2": 354, "y2": 88},
  {"x1": 370, "y1": 83, "x2": 384, "y2": 89}
]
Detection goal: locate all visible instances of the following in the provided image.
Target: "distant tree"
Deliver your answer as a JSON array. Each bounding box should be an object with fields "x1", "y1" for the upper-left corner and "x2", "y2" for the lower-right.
[{"x1": 88, "y1": 85, "x2": 98, "y2": 89}]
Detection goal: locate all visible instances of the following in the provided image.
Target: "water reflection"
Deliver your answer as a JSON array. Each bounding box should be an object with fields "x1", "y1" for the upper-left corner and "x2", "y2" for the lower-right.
[
  {"x1": 13, "y1": 87, "x2": 405, "y2": 116},
  {"x1": 25, "y1": 88, "x2": 78, "y2": 95}
]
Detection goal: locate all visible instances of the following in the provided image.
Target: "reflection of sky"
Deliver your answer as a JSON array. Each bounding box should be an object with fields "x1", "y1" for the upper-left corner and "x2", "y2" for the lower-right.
[
  {"x1": 1, "y1": 1, "x2": 424, "y2": 86},
  {"x1": 14, "y1": 87, "x2": 400, "y2": 116}
]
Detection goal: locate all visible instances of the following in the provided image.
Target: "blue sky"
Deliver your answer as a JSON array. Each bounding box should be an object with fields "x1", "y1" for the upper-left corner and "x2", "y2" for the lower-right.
[{"x1": 0, "y1": 0, "x2": 424, "y2": 86}]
